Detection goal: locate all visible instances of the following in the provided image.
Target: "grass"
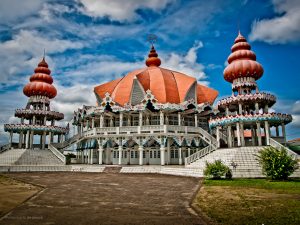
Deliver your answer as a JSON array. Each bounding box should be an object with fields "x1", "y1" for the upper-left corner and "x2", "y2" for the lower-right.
[
  {"x1": 193, "y1": 178, "x2": 300, "y2": 225},
  {"x1": 0, "y1": 174, "x2": 41, "y2": 217}
]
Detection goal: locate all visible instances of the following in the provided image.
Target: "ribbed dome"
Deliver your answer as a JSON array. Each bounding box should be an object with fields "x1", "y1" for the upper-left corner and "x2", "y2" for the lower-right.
[
  {"x1": 95, "y1": 50, "x2": 218, "y2": 107},
  {"x1": 23, "y1": 57, "x2": 57, "y2": 99},
  {"x1": 224, "y1": 32, "x2": 264, "y2": 83}
]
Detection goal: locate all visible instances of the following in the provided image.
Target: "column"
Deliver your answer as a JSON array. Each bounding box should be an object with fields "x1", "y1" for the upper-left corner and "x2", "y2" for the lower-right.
[
  {"x1": 276, "y1": 126, "x2": 279, "y2": 137},
  {"x1": 178, "y1": 112, "x2": 181, "y2": 125},
  {"x1": 255, "y1": 103, "x2": 259, "y2": 113},
  {"x1": 139, "y1": 111, "x2": 143, "y2": 126},
  {"x1": 179, "y1": 147, "x2": 182, "y2": 165},
  {"x1": 216, "y1": 126, "x2": 220, "y2": 148},
  {"x1": 127, "y1": 115, "x2": 131, "y2": 126},
  {"x1": 18, "y1": 132, "x2": 23, "y2": 149},
  {"x1": 29, "y1": 131, "x2": 34, "y2": 149},
  {"x1": 238, "y1": 103, "x2": 242, "y2": 114},
  {"x1": 225, "y1": 107, "x2": 229, "y2": 116},
  {"x1": 188, "y1": 147, "x2": 191, "y2": 157},
  {"x1": 119, "y1": 112, "x2": 123, "y2": 127},
  {"x1": 240, "y1": 122, "x2": 245, "y2": 147},
  {"x1": 282, "y1": 123, "x2": 286, "y2": 143},
  {"x1": 138, "y1": 145, "x2": 143, "y2": 165},
  {"x1": 110, "y1": 118, "x2": 113, "y2": 127},
  {"x1": 100, "y1": 114, "x2": 104, "y2": 128},
  {"x1": 251, "y1": 126, "x2": 256, "y2": 146},
  {"x1": 264, "y1": 105, "x2": 269, "y2": 114},
  {"x1": 26, "y1": 130, "x2": 30, "y2": 149},
  {"x1": 227, "y1": 125, "x2": 232, "y2": 148},
  {"x1": 9, "y1": 131, "x2": 13, "y2": 149},
  {"x1": 160, "y1": 144, "x2": 165, "y2": 166},
  {"x1": 256, "y1": 122, "x2": 262, "y2": 146},
  {"x1": 90, "y1": 149, "x2": 94, "y2": 164},
  {"x1": 98, "y1": 146, "x2": 103, "y2": 165},
  {"x1": 160, "y1": 111, "x2": 164, "y2": 125},
  {"x1": 92, "y1": 117, "x2": 95, "y2": 129},
  {"x1": 42, "y1": 131, "x2": 46, "y2": 150},
  {"x1": 57, "y1": 134, "x2": 61, "y2": 143},
  {"x1": 264, "y1": 121, "x2": 270, "y2": 145},
  {"x1": 236, "y1": 122, "x2": 241, "y2": 147},
  {"x1": 194, "y1": 114, "x2": 198, "y2": 127},
  {"x1": 118, "y1": 145, "x2": 122, "y2": 165}
]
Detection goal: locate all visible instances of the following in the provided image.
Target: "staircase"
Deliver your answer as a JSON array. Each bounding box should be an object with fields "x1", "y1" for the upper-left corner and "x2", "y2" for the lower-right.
[
  {"x1": 104, "y1": 166, "x2": 122, "y2": 173},
  {"x1": 14, "y1": 149, "x2": 64, "y2": 165},
  {"x1": 52, "y1": 134, "x2": 83, "y2": 150},
  {"x1": 0, "y1": 149, "x2": 27, "y2": 165}
]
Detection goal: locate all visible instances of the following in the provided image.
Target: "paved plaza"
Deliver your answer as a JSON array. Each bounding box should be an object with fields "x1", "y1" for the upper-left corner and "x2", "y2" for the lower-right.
[{"x1": 0, "y1": 172, "x2": 205, "y2": 225}]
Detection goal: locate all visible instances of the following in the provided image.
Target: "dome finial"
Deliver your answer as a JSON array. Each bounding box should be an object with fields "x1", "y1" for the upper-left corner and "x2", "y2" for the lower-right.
[{"x1": 146, "y1": 34, "x2": 161, "y2": 67}]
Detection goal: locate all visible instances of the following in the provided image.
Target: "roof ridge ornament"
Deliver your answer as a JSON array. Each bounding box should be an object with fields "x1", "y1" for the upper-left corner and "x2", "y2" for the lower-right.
[{"x1": 145, "y1": 34, "x2": 161, "y2": 67}]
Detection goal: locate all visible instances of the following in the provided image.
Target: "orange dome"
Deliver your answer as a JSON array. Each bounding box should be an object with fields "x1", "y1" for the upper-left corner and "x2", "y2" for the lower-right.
[
  {"x1": 94, "y1": 67, "x2": 218, "y2": 106},
  {"x1": 23, "y1": 57, "x2": 57, "y2": 99},
  {"x1": 224, "y1": 32, "x2": 264, "y2": 83}
]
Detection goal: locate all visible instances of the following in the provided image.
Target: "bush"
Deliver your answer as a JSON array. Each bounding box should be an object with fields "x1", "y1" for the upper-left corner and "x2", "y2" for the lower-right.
[
  {"x1": 257, "y1": 146, "x2": 299, "y2": 180},
  {"x1": 204, "y1": 160, "x2": 232, "y2": 179}
]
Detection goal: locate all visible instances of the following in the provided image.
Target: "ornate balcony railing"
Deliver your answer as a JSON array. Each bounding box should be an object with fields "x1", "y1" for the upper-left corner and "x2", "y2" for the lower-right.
[
  {"x1": 15, "y1": 109, "x2": 64, "y2": 120},
  {"x1": 209, "y1": 113, "x2": 292, "y2": 129},
  {"x1": 4, "y1": 124, "x2": 68, "y2": 134},
  {"x1": 217, "y1": 92, "x2": 276, "y2": 108}
]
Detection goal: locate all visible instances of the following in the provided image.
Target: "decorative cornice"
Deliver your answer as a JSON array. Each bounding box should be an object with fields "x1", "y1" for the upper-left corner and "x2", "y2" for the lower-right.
[
  {"x1": 4, "y1": 124, "x2": 68, "y2": 134},
  {"x1": 209, "y1": 112, "x2": 292, "y2": 128},
  {"x1": 15, "y1": 109, "x2": 64, "y2": 120}
]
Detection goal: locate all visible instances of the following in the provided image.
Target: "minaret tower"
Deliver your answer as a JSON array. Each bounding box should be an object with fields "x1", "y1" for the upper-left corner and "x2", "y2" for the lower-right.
[
  {"x1": 209, "y1": 32, "x2": 292, "y2": 148},
  {"x1": 4, "y1": 57, "x2": 68, "y2": 149}
]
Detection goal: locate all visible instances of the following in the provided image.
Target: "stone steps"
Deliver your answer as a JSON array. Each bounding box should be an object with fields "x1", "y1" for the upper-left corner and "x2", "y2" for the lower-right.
[
  {"x1": 14, "y1": 149, "x2": 64, "y2": 165},
  {"x1": 0, "y1": 149, "x2": 26, "y2": 165},
  {"x1": 104, "y1": 166, "x2": 122, "y2": 173}
]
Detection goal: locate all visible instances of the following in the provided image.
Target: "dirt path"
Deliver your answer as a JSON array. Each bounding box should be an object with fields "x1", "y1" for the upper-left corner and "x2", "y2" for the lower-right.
[{"x1": 0, "y1": 172, "x2": 205, "y2": 225}]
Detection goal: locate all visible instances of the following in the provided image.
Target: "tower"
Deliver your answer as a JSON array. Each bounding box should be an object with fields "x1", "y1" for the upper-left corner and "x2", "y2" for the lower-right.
[
  {"x1": 4, "y1": 57, "x2": 68, "y2": 149},
  {"x1": 209, "y1": 32, "x2": 292, "y2": 148}
]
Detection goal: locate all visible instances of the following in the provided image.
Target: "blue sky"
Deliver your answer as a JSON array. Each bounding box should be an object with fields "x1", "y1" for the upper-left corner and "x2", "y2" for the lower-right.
[{"x1": 0, "y1": 0, "x2": 299, "y2": 144}]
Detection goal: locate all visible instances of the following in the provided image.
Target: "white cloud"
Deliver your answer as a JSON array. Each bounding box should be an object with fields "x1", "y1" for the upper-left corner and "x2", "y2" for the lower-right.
[
  {"x1": 161, "y1": 41, "x2": 209, "y2": 85},
  {"x1": 249, "y1": 0, "x2": 300, "y2": 44},
  {"x1": 77, "y1": 0, "x2": 174, "y2": 21},
  {"x1": 0, "y1": 0, "x2": 43, "y2": 24}
]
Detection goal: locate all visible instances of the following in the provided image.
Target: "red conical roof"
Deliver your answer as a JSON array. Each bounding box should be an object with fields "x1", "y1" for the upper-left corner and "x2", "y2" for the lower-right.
[
  {"x1": 223, "y1": 31, "x2": 264, "y2": 83},
  {"x1": 23, "y1": 57, "x2": 57, "y2": 99}
]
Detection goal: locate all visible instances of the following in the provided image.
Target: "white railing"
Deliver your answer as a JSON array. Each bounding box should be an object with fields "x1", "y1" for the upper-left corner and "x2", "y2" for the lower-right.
[
  {"x1": 269, "y1": 138, "x2": 299, "y2": 159},
  {"x1": 185, "y1": 144, "x2": 217, "y2": 165},
  {"x1": 48, "y1": 144, "x2": 66, "y2": 164}
]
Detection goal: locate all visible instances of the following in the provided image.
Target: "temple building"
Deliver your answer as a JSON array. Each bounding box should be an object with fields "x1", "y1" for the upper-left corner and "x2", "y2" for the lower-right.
[
  {"x1": 4, "y1": 57, "x2": 68, "y2": 150},
  {"x1": 68, "y1": 45, "x2": 219, "y2": 165},
  {"x1": 209, "y1": 32, "x2": 292, "y2": 148}
]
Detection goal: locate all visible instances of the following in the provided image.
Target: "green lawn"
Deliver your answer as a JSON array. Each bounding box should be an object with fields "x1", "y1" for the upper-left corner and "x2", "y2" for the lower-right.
[{"x1": 193, "y1": 179, "x2": 300, "y2": 225}]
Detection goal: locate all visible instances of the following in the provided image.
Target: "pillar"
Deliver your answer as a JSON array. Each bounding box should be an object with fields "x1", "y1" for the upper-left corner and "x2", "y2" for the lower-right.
[
  {"x1": 98, "y1": 146, "x2": 103, "y2": 165},
  {"x1": 255, "y1": 103, "x2": 259, "y2": 113},
  {"x1": 238, "y1": 103, "x2": 242, "y2": 114},
  {"x1": 118, "y1": 145, "x2": 122, "y2": 165},
  {"x1": 29, "y1": 131, "x2": 34, "y2": 149},
  {"x1": 225, "y1": 107, "x2": 229, "y2": 116},
  {"x1": 236, "y1": 122, "x2": 241, "y2": 147},
  {"x1": 256, "y1": 122, "x2": 262, "y2": 146},
  {"x1": 216, "y1": 126, "x2": 220, "y2": 148},
  {"x1": 42, "y1": 131, "x2": 46, "y2": 150},
  {"x1": 240, "y1": 122, "x2": 245, "y2": 147},
  {"x1": 127, "y1": 115, "x2": 131, "y2": 126},
  {"x1": 139, "y1": 111, "x2": 143, "y2": 126},
  {"x1": 18, "y1": 131, "x2": 23, "y2": 149},
  {"x1": 139, "y1": 145, "x2": 143, "y2": 165},
  {"x1": 188, "y1": 147, "x2": 191, "y2": 157},
  {"x1": 194, "y1": 114, "x2": 198, "y2": 127},
  {"x1": 276, "y1": 126, "x2": 279, "y2": 137},
  {"x1": 160, "y1": 145, "x2": 165, "y2": 166},
  {"x1": 178, "y1": 112, "x2": 181, "y2": 126},
  {"x1": 9, "y1": 131, "x2": 13, "y2": 149},
  {"x1": 26, "y1": 130, "x2": 30, "y2": 149},
  {"x1": 282, "y1": 123, "x2": 286, "y2": 143},
  {"x1": 251, "y1": 126, "x2": 256, "y2": 146},
  {"x1": 227, "y1": 125, "x2": 232, "y2": 148},
  {"x1": 179, "y1": 147, "x2": 182, "y2": 165},
  {"x1": 100, "y1": 114, "x2": 104, "y2": 128},
  {"x1": 90, "y1": 149, "x2": 94, "y2": 164},
  {"x1": 264, "y1": 105, "x2": 269, "y2": 114},
  {"x1": 264, "y1": 121, "x2": 270, "y2": 145},
  {"x1": 119, "y1": 112, "x2": 123, "y2": 127},
  {"x1": 92, "y1": 117, "x2": 95, "y2": 129},
  {"x1": 160, "y1": 111, "x2": 164, "y2": 125}
]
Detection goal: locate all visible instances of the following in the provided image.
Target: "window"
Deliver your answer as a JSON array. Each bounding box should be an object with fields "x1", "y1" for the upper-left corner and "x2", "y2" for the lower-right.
[
  {"x1": 154, "y1": 151, "x2": 157, "y2": 158},
  {"x1": 143, "y1": 151, "x2": 146, "y2": 158},
  {"x1": 150, "y1": 151, "x2": 153, "y2": 158},
  {"x1": 135, "y1": 151, "x2": 138, "y2": 158},
  {"x1": 158, "y1": 150, "x2": 160, "y2": 158},
  {"x1": 131, "y1": 151, "x2": 134, "y2": 158}
]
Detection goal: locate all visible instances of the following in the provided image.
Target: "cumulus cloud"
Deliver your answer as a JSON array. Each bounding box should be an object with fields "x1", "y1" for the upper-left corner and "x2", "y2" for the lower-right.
[
  {"x1": 0, "y1": 0, "x2": 43, "y2": 24},
  {"x1": 249, "y1": 0, "x2": 300, "y2": 44},
  {"x1": 77, "y1": 0, "x2": 174, "y2": 22},
  {"x1": 161, "y1": 41, "x2": 209, "y2": 85}
]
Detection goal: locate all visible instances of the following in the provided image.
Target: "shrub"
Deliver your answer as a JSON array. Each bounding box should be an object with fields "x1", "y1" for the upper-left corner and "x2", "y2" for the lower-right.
[
  {"x1": 204, "y1": 160, "x2": 232, "y2": 179},
  {"x1": 257, "y1": 146, "x2": 299, "y2": 180}
]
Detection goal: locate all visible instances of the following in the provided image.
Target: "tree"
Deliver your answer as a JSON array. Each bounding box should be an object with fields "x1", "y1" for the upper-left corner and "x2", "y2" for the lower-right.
[
  {"x1": 257, "y1": 146, "x2": 299, "y2": 180},
  {"x1": 204, "y1": 160, "x2": 232, "y2": 179}
]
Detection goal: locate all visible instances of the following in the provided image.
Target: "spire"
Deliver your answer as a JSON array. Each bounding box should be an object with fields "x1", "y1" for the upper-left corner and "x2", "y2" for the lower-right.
[{"x1": 145, "y1": 45, "x2": 161, "y2": 67}]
